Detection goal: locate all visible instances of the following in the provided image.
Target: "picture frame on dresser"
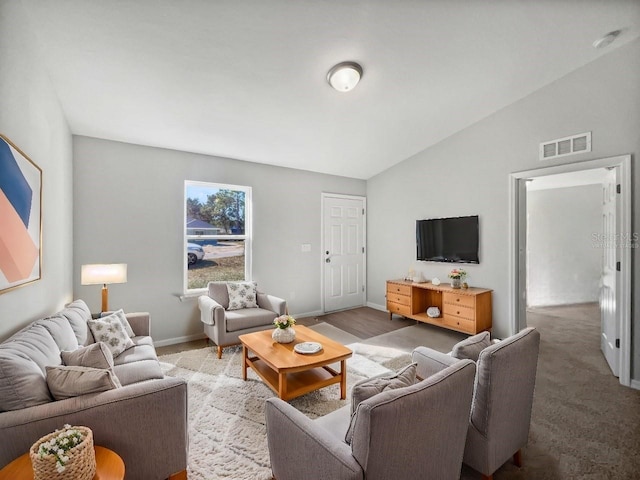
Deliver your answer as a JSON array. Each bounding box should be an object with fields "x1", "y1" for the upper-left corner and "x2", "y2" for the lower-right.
[{"x1": 0, "y1": 134, "x2": 42, "y2": 294}]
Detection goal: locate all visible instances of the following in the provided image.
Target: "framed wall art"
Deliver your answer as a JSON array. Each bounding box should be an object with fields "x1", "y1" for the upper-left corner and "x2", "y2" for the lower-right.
[{"x1": 0, "y1": 134, "x2": 42, "y2": 294}]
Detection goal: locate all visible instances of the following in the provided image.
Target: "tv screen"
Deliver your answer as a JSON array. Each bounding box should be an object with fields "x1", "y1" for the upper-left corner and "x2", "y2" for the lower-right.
[{"x1": 416, "y1": 215, "x2": 479, "y2": 264}]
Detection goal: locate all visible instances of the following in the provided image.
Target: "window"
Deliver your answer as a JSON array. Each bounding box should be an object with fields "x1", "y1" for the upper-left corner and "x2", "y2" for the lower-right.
[{"x1": 184, "y1": 181, "x2": 251, "y2": 292}]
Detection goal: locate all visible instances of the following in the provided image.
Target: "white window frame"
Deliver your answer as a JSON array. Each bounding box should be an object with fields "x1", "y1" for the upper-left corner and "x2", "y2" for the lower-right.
[{"x1": 184, "y1": 180, "x2": 252, "y2": 294}]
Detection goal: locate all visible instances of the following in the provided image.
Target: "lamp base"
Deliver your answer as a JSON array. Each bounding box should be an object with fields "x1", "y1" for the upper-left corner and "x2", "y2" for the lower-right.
[{"x1": 101, "y1": 285, "x2": 109, "y2": 313}]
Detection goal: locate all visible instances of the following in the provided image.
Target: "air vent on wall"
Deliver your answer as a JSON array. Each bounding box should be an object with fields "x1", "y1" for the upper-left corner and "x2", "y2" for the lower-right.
[{"x1": 539, "y1": 132, "x2": 591, "y2": 160}]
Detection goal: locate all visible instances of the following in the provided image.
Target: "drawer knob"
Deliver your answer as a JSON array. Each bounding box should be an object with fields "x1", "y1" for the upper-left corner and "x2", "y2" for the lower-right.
[
  {"x1": 457, "y1": 311, "x2": 460, "y2": 315},
  {"x1": 456, "y1": 298, "x2": 460, "y2": 302}
]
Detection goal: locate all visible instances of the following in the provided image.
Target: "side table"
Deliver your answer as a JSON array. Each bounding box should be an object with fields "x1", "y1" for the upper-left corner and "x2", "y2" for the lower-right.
[{"x1": 0, "y1": 446, "x2": 125, "y2": 480}]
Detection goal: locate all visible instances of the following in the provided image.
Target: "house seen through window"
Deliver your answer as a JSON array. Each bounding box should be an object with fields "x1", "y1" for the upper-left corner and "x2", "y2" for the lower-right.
[{"x1": 184, "y1": 181, "x2": 251, "y2": 292}]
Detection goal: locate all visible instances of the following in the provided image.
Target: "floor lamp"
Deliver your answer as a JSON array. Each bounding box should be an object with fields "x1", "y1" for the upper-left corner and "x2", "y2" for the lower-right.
[{"x1": 81, "y1": 263, "x2": 127, "y2": 312}]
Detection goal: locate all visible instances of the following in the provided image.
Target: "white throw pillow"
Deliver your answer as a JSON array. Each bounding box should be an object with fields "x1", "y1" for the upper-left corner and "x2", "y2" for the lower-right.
[
  {"x1": 101, "y1": 309, "x2": 135, "y2": 337},
  {"x1": 226, "y1": 281, "x2": 258, "y2": 310},
  {"x1": 87, "y1": 316, "x2": 135, "y2": 357}
]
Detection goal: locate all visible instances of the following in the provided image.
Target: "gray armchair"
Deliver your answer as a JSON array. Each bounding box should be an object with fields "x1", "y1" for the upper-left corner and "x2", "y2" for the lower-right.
[
  {"x1": 412, "y1": 327, "x2": 541, "y2": 480},
  {"x1": 198, "y1": 281, "x2": 286, "y2": 358},
  {"x1": 265, "y1": 359, "x2": 476, "y2": 480}
]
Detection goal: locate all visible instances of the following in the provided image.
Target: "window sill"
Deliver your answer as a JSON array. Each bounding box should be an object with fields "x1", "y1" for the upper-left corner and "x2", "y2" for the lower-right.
[{"x1": 177, "y1": 289, "x2": 207, "y2": 302}]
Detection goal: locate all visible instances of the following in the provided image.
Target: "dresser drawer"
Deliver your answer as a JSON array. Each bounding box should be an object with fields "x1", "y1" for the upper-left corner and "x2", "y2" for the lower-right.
[
  {"x1": 387, "y1": 301, "x2": 411, "y2": 317},
  {"x1": 442, "y1": 315, "x2": 475, "y2": 333},
  {"x1": 387, "y1": 293, "x2": 411, "y2": 306},
  {"x1": 442, "y1": 303, "x2": 475, "y2": 321},
  {"x1": 387, "y1": 283, "x2": 411, "y2": 296},
  {"x1": 443, "y1": 292, "x2": 475, "y2": 309}
]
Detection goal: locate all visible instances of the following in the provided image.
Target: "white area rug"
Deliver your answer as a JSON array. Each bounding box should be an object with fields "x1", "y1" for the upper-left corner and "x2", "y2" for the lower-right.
[{"x1": 158, "y1": 336, "x2": 412, "y2": 480}]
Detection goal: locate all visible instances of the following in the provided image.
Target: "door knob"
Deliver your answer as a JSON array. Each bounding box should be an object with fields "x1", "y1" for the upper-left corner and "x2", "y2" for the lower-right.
[{"x1": 325, "y1": 258, "x2": 331, "y2": 263}]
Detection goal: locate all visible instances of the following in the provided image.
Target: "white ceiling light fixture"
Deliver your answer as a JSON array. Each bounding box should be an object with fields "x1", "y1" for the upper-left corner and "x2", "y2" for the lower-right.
[
  {"x1": 327, "y1": 61, "x2": 363, "y2": 92},
  {"x1": 593, "y1": 30, "x2": 622, "y2": 49}
]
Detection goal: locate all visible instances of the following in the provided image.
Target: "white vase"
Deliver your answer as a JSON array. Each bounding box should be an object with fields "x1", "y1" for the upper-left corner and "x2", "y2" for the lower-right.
[
  {"x1": 450, "y1": 277, "x2": 462, "y2": 289},
  {"x1": 272, "y1": 326, "x2": 296, "y2": 344}
]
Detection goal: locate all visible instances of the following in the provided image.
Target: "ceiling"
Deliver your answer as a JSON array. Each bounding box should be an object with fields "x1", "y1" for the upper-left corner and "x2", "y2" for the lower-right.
[
  {"x1": 526, "y1": 168, "x2": 609, "y2": 191},
  {"x1": 21, "y1": 1, "x2": 640, "y2": 179}
]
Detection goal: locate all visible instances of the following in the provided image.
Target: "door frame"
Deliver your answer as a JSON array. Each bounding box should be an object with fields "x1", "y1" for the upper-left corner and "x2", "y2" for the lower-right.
[
  {"x1": 508, "y1": 155, "x2": 632, "y2": 387},
  {"x1": 320, "y1": 192, "x2": 367, "y2": 313}
]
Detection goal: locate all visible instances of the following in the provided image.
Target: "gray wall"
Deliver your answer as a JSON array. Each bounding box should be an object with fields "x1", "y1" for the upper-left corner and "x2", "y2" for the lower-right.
[
  {"x1": 526, "y1": 185, "x2": 602, "y2": 307},
  {"x1": 366, "y1": 38, "x2": 639, "y2": 378},
  {"x1": 73, "y1": 136, "x2": 365, "y2": 344},
  {"x1": 0, "y1": 1, "x2": 73, "y2": 340}
]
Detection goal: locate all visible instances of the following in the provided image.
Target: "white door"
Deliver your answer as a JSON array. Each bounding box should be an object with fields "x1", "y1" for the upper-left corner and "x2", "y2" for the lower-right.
[
  {"x1": 322, "y1": 194, "x2": 365, "y2": 312},
  {"x1": 600, "y1": 168, "x2": 619, "y2": 376}
]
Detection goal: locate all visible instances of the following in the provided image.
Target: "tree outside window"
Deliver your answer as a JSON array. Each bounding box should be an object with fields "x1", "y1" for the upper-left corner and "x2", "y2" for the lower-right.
[{"x1": 184, "y1": 181, "x2": 251, "y2": 292}]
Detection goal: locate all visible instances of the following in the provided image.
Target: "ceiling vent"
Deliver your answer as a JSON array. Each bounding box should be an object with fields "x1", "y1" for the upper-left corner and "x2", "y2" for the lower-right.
[{"x1": 539, "y1": 132, "x2": 591, "y2": 160}]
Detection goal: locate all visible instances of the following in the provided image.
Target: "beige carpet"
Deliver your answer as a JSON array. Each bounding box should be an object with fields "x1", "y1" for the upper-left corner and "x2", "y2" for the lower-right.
[{"x1": 158, "y1": 325, "x2": 411, "y2": 480}]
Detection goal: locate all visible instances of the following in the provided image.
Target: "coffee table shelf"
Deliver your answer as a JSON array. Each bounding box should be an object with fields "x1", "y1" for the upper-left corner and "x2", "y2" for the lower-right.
[{"x1": 239, "y1": 325, "x2": 352, "y2": 401}]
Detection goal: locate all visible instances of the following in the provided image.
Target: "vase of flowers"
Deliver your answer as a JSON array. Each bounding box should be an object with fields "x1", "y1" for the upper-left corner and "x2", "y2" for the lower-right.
[
  {"x1": 30, "y1": 425, "x2": 96, "y2": 480},
  {"x1": 448, "y1": 268, "x2": 467, "y2": 289},
  {"x1": 272, "y1": 314, "x2": 296, "y2": 343}
]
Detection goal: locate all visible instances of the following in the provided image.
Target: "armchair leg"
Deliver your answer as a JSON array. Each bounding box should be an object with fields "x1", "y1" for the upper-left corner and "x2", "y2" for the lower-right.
[
  {"x1": 513, "y1": 449, "x2": 523, "y2": 467},
  {"x1": 217, "y1": 345, "x2": 223, "y2": 359}
]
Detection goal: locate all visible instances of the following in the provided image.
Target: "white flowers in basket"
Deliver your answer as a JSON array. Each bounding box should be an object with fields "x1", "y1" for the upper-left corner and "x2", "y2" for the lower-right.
[{"x1": 37, "y1": 424, "x2": 85, "y2": 473}]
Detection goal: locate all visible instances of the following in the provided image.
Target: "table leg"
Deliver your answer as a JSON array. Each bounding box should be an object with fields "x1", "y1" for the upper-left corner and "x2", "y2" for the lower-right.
[
  {"x1": 340, "y1": 359, "x2": 347, "y2": 400},
  {"x1": 278, "y1": 372, "x2": 286, "y2": 399},
  {"x1": 242, "y1": 345, "x2": 248, "y2": 381}
]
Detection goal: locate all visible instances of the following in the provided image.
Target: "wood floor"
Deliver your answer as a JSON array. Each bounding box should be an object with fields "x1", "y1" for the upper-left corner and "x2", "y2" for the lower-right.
[{"x1": 296, "y1": 307, "x2": 416, "y2": 339}]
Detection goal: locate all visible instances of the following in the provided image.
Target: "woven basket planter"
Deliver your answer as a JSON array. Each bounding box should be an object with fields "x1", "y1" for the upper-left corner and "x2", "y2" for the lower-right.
[{"x1": 29, "y1": 426, "x2": 96, "y2": 480}]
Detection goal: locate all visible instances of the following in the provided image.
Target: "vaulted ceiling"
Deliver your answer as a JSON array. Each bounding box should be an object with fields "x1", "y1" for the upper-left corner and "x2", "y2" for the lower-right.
[{"x1": 22, "y1": 0, "x2": 640, "y2": 179}]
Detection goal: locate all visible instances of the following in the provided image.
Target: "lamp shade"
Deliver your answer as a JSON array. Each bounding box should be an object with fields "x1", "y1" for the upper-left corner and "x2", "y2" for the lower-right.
[{"x1": 81, "y1": 264, "x2": 127, "y2": 285}]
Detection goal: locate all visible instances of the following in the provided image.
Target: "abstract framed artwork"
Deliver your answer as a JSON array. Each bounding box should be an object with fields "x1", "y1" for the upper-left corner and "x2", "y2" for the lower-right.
[{"x1": 0, "y1": 134, "x2": 42, "y2": 294}]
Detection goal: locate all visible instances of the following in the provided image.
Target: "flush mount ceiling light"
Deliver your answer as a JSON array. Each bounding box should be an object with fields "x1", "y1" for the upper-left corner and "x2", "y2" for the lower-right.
[
  {"x1": 327, "y1": 61, "x2": 363, "y2": 92},
  {"x1": 593, "y1": 30, "x2": 622, "y2": 49}
]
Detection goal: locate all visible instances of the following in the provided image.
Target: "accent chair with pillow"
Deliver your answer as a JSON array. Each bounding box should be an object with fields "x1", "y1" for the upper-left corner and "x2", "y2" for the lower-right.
[
  {"x1": 265, "y1": 358, "x2": 476, "y2": 480},
  {"x1": 412, "y1": 327, "x2": 541, "y2": 480},
  {"x1": 199, "y1": 281, "x2": 287, "y2": 358}
]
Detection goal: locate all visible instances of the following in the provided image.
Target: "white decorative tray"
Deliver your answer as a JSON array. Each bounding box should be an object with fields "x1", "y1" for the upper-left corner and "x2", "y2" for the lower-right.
[{"x1": 294, "y1": 342, "x2": 323, "y2": 354}]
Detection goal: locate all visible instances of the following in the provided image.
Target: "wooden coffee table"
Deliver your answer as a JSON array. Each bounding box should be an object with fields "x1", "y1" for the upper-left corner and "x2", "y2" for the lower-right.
[{"x1": 239, "y1": 325, "x2": 352, "y2": 401}]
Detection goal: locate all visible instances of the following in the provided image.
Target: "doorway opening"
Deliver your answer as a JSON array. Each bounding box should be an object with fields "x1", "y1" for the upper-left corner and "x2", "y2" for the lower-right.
[{"x1": 509, "y1": 155, "x2": 632, "y2": 387}]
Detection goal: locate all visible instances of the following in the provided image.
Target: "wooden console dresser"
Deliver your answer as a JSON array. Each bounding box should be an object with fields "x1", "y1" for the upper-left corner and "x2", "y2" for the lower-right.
[{"x1": 386, "y1": 279, "x2": 492, "y2": 335}]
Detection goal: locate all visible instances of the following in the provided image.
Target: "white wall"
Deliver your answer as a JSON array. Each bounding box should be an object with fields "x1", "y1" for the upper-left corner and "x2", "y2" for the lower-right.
[
  {"x1": 527, "y1": 185, "x2": 602, "y2": 307},
  {"x1": 366, "y1": 38, "x2": 640, "y2": 378},
  {"x1": 73, "y1": 136, "x2": 365, "y2": 344},
  {"x1": 0, "y1": 1, "x2": 73, "y2": 340}
]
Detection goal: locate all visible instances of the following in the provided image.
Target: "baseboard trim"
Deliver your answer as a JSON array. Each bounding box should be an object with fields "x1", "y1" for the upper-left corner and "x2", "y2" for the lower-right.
[
  {"x1": 154, "y1": 332, "x2": 207, "y2": 348},
  {"x1": 366, "y1": 301, "x2": 386, "y2": 312},
  {"x1": 294, "y1": 309, "x2": 324, "y2": 319},
  {"x1": 630, "y1": 379, "x2": 640, "y2": 391}
]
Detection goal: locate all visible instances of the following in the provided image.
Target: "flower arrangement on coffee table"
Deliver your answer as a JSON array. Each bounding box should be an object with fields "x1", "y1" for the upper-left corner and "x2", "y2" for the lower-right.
[
  {"x1": 30, "y1": 424, "x2": 96, "y2": 479},
  {"x1": 272, "y1": 314, "x2": 297, "y2": 343}
]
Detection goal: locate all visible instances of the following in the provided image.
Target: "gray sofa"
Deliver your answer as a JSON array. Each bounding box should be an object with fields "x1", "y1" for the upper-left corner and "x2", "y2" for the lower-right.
[{"x1": 0, "y1": 299, "x2": 188, "y2": 480}]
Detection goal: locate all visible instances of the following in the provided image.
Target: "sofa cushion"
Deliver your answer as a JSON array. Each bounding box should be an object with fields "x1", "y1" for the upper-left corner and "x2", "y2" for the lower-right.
[
  {"x1": 113, "y1": 344, "x2": 158, "y2": 365},
  {"x1": 60, "y1": 299, "x2": 95, "y2": 346},
  {"x1": 113, "y1": 359, "x2": 164, "y2": 386},
  {"x1": 88, "y1": 316, "x2": 135, "y2": 357},
  {"x1": 100, "y1": 309, "x2": 135, "y2": 337},
  {"x1": 345, "y1": 363, "x2": 417, "y2": 444},
  {"x1": 62, "y1": 342, "x2": 114, "y2": 370},
  {"x1": 208, "y1": 282, "x2": 230, "y2": 309},
  {"x1": 131, "y1": 336, "x2": 154, "y2": 346},
  {"x1": 0, "y1": 325, "x2": 61, "y2": 411},
  {"x1": 34, "y1": 315, "x2": 79, "y2": 352},
  {"x1": 46, "y1": 365, "x2": 121, "y2": 400},
  {"x1": 451, "y1": 331, "x2": 491, "y2": 362},
  {"x1": 226, "y1": 281, "x2": 258, "y2": 310},
  {"x1": 225, "y1": 308, "x2": 278, "y2": 332}
]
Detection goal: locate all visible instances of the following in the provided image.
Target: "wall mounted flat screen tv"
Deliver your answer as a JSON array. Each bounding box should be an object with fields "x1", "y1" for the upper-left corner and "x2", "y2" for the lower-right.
[{"x1": 416, "y1": 215, "x2": 479, "y2": 264}]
